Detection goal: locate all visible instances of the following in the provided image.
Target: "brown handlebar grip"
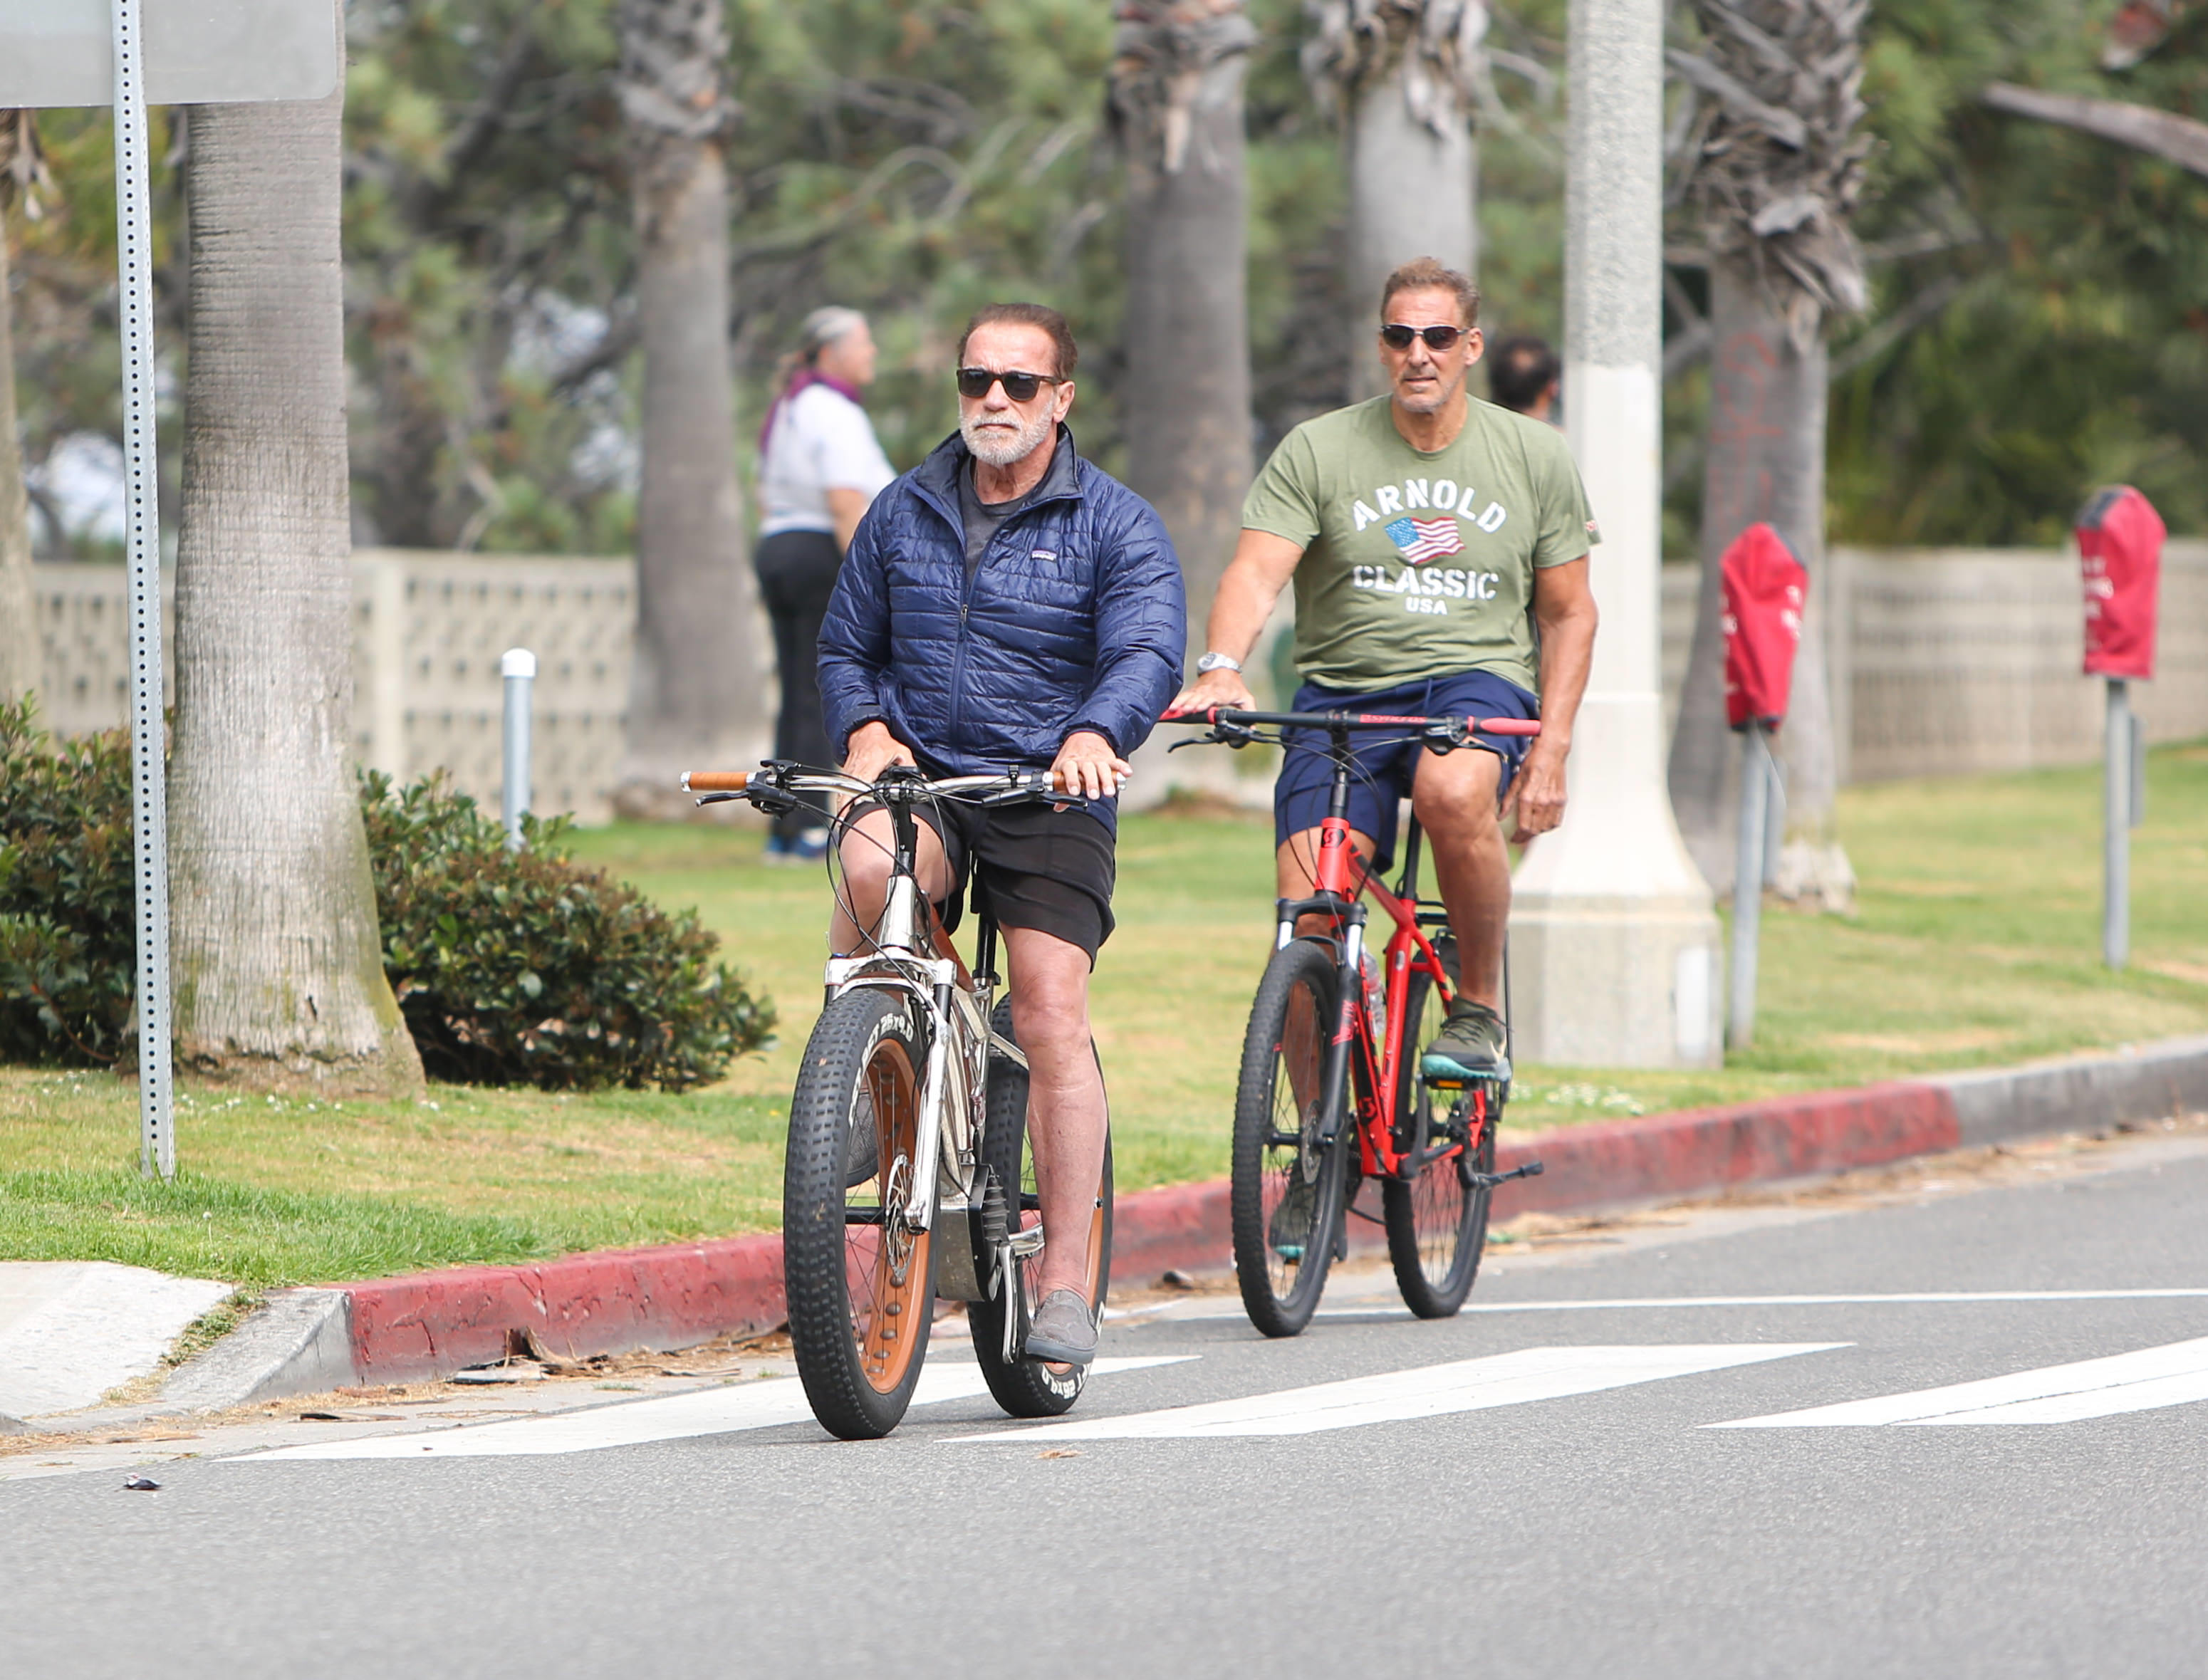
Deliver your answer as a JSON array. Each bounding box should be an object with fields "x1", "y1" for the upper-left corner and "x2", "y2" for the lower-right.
[{"x1": 680, "y1": 771, "x2": 751, "y2": 793}]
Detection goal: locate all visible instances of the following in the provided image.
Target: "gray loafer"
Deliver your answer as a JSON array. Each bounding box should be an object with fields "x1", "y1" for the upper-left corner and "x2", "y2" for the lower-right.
[{"x1": 1024, "y1": 1289, "x2": 1098, "y2": 1367}]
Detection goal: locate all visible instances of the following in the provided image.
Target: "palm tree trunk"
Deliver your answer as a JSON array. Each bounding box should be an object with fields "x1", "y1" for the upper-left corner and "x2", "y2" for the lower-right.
[
  {"x1": 1113, "y1": 1, "x2": 1256, "y2": 652},
  {"x1": 1670, "y1": 259, "x2": 1851, "y2": 908},
  {"x1": 613, "y1": 0, "x2": 765, "y2": 814},
  {"x1": 1306, "y1": 2, "x2": 1485, "y2": 400},
  {"x1": 1346, "y1": 81, "x2": 1477, "y2": 399},
  {"x1": 0, "y1": 216, "x2": 36, "y2": 706},
  {"x1": 168, "y1": 84, "x2": 422, "y2": 1092}
]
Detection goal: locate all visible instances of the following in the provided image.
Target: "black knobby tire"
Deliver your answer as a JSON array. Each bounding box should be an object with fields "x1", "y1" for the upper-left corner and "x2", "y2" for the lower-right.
[
  {"x1": 968, "y1": 998, "x2": 1115, "y2": 1418},
  {"x1": 783, "y1": 988, "x2": 937, "y2": 1439},
  {"x1": 1382, "y1": 935, "x2": 1496, "y2": 1318},
  {"x1": 1231, "y1": 937, "x2": 1352, "y2": 1338}
]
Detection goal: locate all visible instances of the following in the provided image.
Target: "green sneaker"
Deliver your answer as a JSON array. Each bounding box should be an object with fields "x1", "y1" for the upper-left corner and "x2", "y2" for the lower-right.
[{"x1": 1421, "y1": 998, "x2": 1509, "y2": 1083}]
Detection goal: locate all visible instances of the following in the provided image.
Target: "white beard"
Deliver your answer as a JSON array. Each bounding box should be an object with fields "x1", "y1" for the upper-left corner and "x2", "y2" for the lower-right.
[{"x1": 961, "y1": 407, "x2": 1054, "y2": 467}]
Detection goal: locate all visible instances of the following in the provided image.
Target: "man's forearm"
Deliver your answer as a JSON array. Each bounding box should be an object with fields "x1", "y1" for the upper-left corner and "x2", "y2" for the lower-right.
[
  {"x1": 1533, "y1": 605, "x2": 1595, "y2": 751},
  {"x1": 1203, "y1": 558, "x2": 1282, "y2": 662}
]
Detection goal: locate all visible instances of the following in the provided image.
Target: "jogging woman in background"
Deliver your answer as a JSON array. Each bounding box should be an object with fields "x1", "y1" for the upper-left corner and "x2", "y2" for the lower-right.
[{"x1": 755, "y1": 306, "x2": 897, "y2": 861}]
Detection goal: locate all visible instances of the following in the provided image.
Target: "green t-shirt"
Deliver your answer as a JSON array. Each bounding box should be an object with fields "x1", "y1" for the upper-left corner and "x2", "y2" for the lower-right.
[{"x1": 1242, "y1": 396, "x2": 1598, "y2": 693}]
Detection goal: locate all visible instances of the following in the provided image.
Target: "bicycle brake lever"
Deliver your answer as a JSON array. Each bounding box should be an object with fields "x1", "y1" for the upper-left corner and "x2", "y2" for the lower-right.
[{"x1": 1170, "y1": 722, "x2": 1255, "y2": 751}]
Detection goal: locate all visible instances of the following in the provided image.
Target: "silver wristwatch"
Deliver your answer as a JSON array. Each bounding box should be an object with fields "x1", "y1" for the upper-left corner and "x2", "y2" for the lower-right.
[{"x1": 1195, "y1": 651, "x2": 1243, "y2": 675}]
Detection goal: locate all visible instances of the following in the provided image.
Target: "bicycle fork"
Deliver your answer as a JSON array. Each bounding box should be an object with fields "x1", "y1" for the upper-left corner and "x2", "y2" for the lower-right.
[{"x1": 1315, "y1": 909, "x2": 1370, "y2": 1152}]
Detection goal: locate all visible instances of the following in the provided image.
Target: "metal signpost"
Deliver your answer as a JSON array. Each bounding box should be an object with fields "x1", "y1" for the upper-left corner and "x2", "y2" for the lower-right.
[
  {"x1": 2103, "y1": 679, "x2": 2145, "y2": 970},
  {"x1": 5, "y1": 0, "x2": 337, "y2": 1176},
  {"x1": 1727, "y1": 724, "x2": 1774, "y2": 1050},
  {"x1": 110, "y1": 0, "x2": 175, "y2": 1178}
]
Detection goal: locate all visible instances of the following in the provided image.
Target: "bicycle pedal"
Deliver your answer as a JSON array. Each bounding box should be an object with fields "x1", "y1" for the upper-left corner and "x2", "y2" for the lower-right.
[{"x1": 1423, "y1": 1056, "x2": 1511, "y2": 1091}]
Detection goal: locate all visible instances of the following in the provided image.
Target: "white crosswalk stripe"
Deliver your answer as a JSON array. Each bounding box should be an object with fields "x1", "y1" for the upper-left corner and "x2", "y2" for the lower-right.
[
  {"x1": 235, "y1": 1357, "x2": 1195, "y2": 1461},
  {"x1": 1709, "y1": 1335, "x2": 2208, "y2": 1429},
  {"x1": 954, "y1": 1343, "x2": 1847, "y2": 1442}
]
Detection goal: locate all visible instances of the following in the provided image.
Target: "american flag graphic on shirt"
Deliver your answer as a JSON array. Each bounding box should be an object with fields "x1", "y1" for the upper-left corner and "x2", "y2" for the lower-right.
[{"x1": 1383, "y1": 515, "x2": 1465, "y2": 564}]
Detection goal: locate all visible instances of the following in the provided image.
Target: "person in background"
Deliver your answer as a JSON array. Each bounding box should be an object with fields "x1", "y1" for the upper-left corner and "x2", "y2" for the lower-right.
[
  {"x1": 1487, "y1": 333, "x2": 1561, "y2": 424},
  {"x1": 756, "y1": 307, "x2": 897, "y2": 862}
]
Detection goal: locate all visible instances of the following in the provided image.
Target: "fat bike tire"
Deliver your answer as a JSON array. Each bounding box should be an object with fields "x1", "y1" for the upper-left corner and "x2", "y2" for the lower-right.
[
  {"x1": 1231, "y1": 937, "x2": 1350, "y2": 1338},
  {"x1": 783, "y1": 988, "x2": 935, "y2": 1440},
  {"x1": 1382, "y1": 936, "x2": 1495, "y2": 1318},
  {"x1": 968, "y1": 998, "x2": 1115, "y2": 1418}
]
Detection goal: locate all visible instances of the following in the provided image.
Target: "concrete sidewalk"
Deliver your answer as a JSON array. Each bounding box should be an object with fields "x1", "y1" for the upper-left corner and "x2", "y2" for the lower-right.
[{"x1": 0, "y1": 1262, "x2": 231, "y2": 1421}]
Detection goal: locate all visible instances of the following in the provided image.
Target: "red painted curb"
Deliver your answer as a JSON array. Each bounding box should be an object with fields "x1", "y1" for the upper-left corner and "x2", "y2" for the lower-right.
[
  {"x1": 348, "y1": 1233, "x2": 786, "y2": 1385},
  {"x1": 1487, "y1": 1080, "x2": 1962, "y2": 1219},
  {"x1": 338, "y1": 1079, "x2": 1964, "y2": 1383}
]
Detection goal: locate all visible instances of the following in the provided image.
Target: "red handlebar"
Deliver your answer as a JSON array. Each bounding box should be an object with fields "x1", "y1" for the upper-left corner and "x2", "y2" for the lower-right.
[{"x1": 1161, "y1": 706, "x2": 1540, "y2": 738}]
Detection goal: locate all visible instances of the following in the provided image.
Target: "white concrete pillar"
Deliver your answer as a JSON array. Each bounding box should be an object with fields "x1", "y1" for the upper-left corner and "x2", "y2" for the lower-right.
[{"x1": 1506, "y1": 0, "x2": 1722, "y2": 1069}]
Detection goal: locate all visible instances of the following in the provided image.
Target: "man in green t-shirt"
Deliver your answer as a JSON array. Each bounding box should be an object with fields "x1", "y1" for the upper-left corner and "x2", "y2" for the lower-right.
[{"x1": 1170, "y1": 257, "x2": 1599, "y2": 1078}]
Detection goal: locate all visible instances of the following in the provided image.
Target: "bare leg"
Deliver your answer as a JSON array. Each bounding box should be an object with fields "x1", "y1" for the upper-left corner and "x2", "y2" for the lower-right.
[
  {"x1": 1003, "y1": 925, "x2": 1108, "y2": 1303},
  {"x1": 828, "y1": 808, "x2": 954, "y2": 954},
  {"x1": 1410, "y1": 748, "x2": 1508, "y2": 1008}
]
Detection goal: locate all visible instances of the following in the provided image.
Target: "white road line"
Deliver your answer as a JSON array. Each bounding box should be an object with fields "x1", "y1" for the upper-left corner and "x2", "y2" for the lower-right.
[
  {"x1": 1115, "y1": 1288, "x2": 2208, "y2": 1327},
  {"x1": 1437, "y1": 1290, "x2": 2208, "y2": 1314},
  {"x1": 234, "y1": 1357, "x2": 1195, "y2": 1461},
  {"x1": 954, "y1": 1344, "x2": 1846, "y2": 1442},
  {"x1": 1709, "y1": 1335, "x2": 2208, "y2": 1429}
]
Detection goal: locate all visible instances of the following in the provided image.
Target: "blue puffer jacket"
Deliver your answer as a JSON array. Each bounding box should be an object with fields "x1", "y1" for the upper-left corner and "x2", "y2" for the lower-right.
[{"x1": 818, "y1": 428, "x2": 1186, "y2": 828}]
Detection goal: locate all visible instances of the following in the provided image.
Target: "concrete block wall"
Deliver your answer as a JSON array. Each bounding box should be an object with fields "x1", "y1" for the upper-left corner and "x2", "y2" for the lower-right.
[
  {"x1": 29, "y1": 542, "x2": 2208, "y2": 821},
  {"x1": 1660, "y1": 541, "x2": 2208, "y2": 782}
]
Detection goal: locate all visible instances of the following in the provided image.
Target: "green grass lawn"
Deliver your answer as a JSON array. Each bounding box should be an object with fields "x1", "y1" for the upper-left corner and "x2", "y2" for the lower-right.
[{"x1": 4, "y1": 743, "x2": 2204, "y2": 1285}]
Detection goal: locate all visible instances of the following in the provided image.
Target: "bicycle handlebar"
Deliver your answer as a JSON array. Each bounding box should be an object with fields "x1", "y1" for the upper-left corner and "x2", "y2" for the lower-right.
[
  {"x1": 1162, "y1": 706, "x2": 1541, "y2": 738},
  {"x1": 679, "y1": 764, "x2": 1109, "y2": 803}
]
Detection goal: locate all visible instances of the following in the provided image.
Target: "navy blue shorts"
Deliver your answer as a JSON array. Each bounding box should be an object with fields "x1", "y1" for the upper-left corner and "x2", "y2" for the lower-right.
[{"x1": 1272, "y1": 669, "x2": 1539, "y2": 874}]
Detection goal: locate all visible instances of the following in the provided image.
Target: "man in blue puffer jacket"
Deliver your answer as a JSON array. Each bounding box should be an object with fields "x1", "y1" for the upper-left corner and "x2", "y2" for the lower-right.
[{"x1": 818, "y1": 302, "x2": 1185, "y2": 1368}]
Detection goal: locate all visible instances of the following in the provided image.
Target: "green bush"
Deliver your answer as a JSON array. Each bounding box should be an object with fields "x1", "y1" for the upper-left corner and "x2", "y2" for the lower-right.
[
  {"x1": 360, "y1": 771, "x2": 774, "y2": 1090},
  {"x1": 0, "y1": 699, "x2": 774, "y2": 1087},
  {"x1": 0, "y1": 699, "x2": 137, "y2": 1065}
]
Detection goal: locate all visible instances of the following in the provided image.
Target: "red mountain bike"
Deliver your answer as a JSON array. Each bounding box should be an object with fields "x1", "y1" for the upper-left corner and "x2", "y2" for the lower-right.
[{"x1": 1170, "y1": 706, "x2": 1546, "y2": 1337}]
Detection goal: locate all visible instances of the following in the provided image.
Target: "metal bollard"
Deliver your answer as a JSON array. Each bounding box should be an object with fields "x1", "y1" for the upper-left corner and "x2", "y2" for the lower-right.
[
  {"x1": 1727, "y1": 721, "x2": 1771, "y2": 1052},
  {"x1": 501, "y1": 647, "x2": 535, "y2": 851}
]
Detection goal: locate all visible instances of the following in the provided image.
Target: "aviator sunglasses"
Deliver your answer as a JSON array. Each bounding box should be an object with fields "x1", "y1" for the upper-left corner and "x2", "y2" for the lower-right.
[
  {"x1": 956, "y1": 366, "x2": 1060, "y2": 402},
  {"x1": 1379, "y1": 323, "x2": 1466, "y2": 352}
]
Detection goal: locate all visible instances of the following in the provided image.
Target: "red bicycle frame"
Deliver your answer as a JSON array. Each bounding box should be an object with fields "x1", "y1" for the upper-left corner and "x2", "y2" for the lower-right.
[{"x1": 1169, "y1": 706, "x2": 1540, "y2": 1182}]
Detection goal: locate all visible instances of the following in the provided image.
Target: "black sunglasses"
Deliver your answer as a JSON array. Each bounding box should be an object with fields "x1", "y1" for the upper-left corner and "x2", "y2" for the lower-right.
[
  {"x1": 1379, "y1": 323, "x2": 1465, "y2": 352},
  {"x1": 957, "y1": 366, "x2": 1059, "y2": 402}
]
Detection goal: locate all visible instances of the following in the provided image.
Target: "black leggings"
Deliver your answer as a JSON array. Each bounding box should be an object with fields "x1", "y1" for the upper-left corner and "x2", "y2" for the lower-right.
[{"x1": 754, "y1": 528, "x2": 843, "y2": 839}]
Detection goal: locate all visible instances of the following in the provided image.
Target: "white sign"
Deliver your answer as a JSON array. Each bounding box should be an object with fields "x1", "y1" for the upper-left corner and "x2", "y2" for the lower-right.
[{"x1": 0, "y1": 0, "x2": 338, "y2": 108}]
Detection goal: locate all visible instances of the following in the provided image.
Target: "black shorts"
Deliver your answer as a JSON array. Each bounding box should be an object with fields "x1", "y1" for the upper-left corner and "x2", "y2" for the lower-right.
[{"x1": 852, "y1": 798, "x2": 1117, "y2": 962}]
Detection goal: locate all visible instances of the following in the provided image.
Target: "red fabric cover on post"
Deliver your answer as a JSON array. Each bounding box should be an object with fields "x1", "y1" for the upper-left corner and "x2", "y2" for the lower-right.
[
  {"x1": 2078, "y1": 486, "x2": 2163, "y2": 680},
  {"x1": 1721, "y1": 523, "x2": 1809, "y2": 731}
]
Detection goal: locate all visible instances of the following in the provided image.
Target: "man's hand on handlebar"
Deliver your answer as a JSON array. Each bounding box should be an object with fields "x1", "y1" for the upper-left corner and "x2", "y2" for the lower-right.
[
  {"x1": 841, "y1": 720, "x2": 917, "y2": 787},
  {"x1": 1168, "y1": 667, "x2": 1256, "y2": 716},
  {"x1": 1051, "y1": 730, "x2": 1130, "y2": 805}
]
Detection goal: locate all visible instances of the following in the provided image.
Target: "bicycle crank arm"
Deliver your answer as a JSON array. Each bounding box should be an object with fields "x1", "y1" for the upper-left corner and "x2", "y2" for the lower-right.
[{"x1": 1466, "y1": 1160, "x2": 1544, "y2": 1190}]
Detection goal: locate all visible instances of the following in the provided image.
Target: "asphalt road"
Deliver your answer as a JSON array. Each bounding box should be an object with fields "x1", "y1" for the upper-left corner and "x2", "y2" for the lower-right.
[{"x1": 8, "y1": 1131, "x2": 2208, "y2": 1679}]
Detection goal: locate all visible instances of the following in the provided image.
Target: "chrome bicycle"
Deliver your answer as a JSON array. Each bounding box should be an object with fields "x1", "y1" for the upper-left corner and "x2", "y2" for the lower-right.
[{"x1": 684, "y1": 761, "x2": 1113, "y2": 1440}]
